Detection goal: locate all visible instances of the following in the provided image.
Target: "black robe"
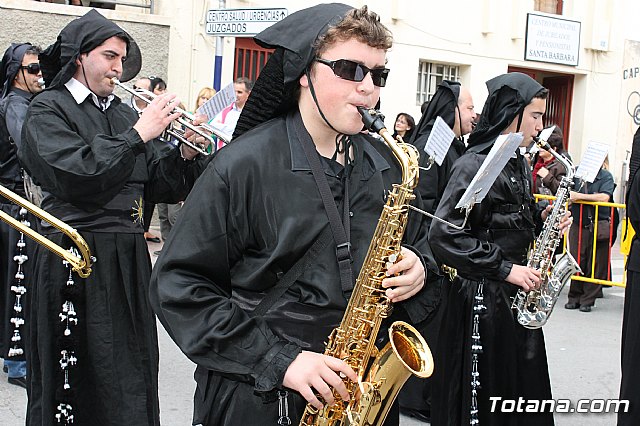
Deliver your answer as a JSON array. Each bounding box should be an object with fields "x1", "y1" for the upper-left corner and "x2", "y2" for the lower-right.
[
  {"x1": 19, "y1": 86, "x2": 206, "y2": 426},
  {"x1": 150, "y1": 111, "x2": 439, "y2": 426},
  {"x1": 429, "y1": 152, "x2": 554, "y2": 426},
  {"x1": 401, "y1": 80, "x2": 466, "y2": 415},
  {"x1": 0, "y1": 87, "x2": 34, "y2": 364},
  {"x1": 619, "y1": 168, "x2": 640, "y2": 425}
]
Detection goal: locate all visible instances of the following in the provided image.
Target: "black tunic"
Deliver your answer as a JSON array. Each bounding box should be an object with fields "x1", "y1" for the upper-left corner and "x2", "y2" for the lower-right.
[
  {"x1": 619, "y1": 169, "x2": 640, "y2": 425},
  {"x1": 401, "y1": 93, "x2": 466, "y2": 414},
  {"x1": 429, "y1": 152, "x2": 554, "y2": 426},
  {"x1": 150, "y1": 111, "x2": 438, "y2": 426},
  {"x1": 0, "y1": 87, "x2": 34, "y2": 363},
  {"x1": 19, "y1": 86, "x2": 206, "y2": 426}
]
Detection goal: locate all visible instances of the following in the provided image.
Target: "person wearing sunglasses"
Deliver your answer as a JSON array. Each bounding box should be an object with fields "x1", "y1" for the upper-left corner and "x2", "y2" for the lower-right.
[
  {"x1": 150, "y1": 4, "x2": 438, "y2": 426},
  {"x1": 17, "y1": 10, "x2": 209, "y2": 425},
  {"x1": 0, "y1": 42, "x2": 44, "y2": 390}
]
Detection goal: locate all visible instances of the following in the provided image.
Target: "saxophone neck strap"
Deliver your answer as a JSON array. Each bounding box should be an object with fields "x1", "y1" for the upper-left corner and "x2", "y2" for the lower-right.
[{"x1": 293, "y1": 111, "x2": 354, "y2": 292}]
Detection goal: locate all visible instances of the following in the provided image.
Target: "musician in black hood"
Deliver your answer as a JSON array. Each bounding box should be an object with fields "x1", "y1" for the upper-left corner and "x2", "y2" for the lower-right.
[
  {"x1": 429, "y1": 72, "x2": 570, "y2": 425},
  {"x1": 18, "y1": 10, "x2": 208, "y2": 425},
  {"x1": 0, "y1": 42, "x2": 43, "y2": 389},
  {"x1": 150, "y1": 4, "x2": 438, "y2": 426},
  {"x1": 399, "y1": 80, "x2": 476, "y2": 422}
]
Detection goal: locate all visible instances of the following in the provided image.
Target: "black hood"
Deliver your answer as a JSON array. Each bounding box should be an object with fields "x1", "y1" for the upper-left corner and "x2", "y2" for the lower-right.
[
  {"x1": 233, "y1": 3, "x2": 354, "y2": 139},
  {"x1": 0, "y1": 43, "x2": 32, "y2": 98},
  {"x1": 466, "y1": 72, "x2": 544, "y2": 154},
  {"x1": 40, "y1": 9, "x2": 141, "y2": 90},
  {"x1": 410, "y1": 80, "x2": 460, "y2": 146}
]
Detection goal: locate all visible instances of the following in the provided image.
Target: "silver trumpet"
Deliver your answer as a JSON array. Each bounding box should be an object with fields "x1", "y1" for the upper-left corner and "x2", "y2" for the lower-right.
[{"x1": 111, "y1": 78, "x2": 230, "y2": 155}]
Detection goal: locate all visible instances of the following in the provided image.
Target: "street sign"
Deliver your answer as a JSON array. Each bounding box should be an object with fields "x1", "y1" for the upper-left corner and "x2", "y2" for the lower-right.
[{"x1": 206, "y1": 8, "x2": 288, "y2": 36}]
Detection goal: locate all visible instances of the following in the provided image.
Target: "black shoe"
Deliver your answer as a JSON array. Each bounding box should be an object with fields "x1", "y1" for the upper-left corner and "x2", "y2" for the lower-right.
[
  {"x1": 8, "y1": 376, "x2": 27, "y2": 389},
  {"x1": 153, "y1": 250, "x2": 162, "y2": 256},
  {"x1": 564, "y1": 302, "x2": 580, "y2": 310},
  {"x1": 579, "y1": 305, "x2": 592, "y2": 312},
  {"x1": 146, "y1": 236, "x2": 161, "y2": 243},
  {"x1": 2, "y1": 365, "x2": 7, "y2": 373},
  {"x1": 401, "y1": 407, "x2": 431, "y2": 423}
]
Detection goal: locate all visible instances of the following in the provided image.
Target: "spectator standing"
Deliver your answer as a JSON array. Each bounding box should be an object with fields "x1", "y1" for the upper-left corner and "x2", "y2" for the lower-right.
[
  {"x1": 210, "y1": 77, "x2": 253, "y2": 141},
  {"x1": 565, "y1": 156, "x2": 616, "y2": 312}
]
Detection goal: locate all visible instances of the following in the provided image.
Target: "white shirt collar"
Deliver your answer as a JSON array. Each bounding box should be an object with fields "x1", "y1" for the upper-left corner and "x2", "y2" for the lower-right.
[{"x1": 64, "y1": 78, "x2": 115, "y2": 111}]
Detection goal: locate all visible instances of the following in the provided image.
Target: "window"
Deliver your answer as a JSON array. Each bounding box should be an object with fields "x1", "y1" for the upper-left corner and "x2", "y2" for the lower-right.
[
  {"x1": 534, "y1": 0, "x2": 563, "y2": 14},
  {"x1": 416, "y1": 61, "x2": 460, "y2": 106},
  {"x1": 234, "y1": 38, "x2": 273, "y2": 82}
]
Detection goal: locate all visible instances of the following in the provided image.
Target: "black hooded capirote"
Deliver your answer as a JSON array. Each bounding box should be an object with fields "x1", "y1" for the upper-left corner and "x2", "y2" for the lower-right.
[
  {"x1": 233, "y1": 3, "x2": 353, "y2": 139},
  {"x1": 1, "y1": 43, "x2": 33, "y2": 99},
  {"x1": 150, "y1": 4, "x2": 438, "y2": 426},
  {"x1": 467, "y1": 72, "x2": 545, "y2": 154},
  {"x1": 19, "y1": 9, "x2": 206, "y2": 426},
  {"x1": 39, "y1": 9, "x2": 141, "y2": 90},
  {"x1": 429, "y1": 73, "x2": 553, "y2": 426}
]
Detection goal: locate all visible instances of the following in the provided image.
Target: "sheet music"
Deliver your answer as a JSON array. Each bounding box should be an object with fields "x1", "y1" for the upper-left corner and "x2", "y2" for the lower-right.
[
  {"x1": 424, "y1": 116, "x2": 456, "y2": 166},
  {"x1": 538, "y1": 125, "x2": 556, "y2": 143},
  {"x1": 455, "y1": 133, "x2": 524, "y2": 209},
  {"x1": 196, "y1": 83, "x2": 236, "y2": 121},
  {"x1": 574, "y1": 141, "x2": 609, "y2": 183}
]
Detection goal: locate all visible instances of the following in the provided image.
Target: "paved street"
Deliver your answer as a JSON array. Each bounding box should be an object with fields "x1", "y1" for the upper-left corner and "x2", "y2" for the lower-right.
[{"x1": 0, "y1": 232, "x2": 628, "y2": 425}]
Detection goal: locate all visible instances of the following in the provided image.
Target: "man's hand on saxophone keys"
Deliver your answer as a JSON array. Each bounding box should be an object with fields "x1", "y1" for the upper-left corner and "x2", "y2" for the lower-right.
[
  {"x1": 541, "y1": 205, "x2": 573, "y2": 235},
  {"x1": 283, "y1": 351, "x2": 358, "y2": 410},
  {"x1": 506, "y1": 264, "x2": 542, "y2": 291},
  {"x1": 382, "y1": 247, "x2": 425, "y2": 303}
]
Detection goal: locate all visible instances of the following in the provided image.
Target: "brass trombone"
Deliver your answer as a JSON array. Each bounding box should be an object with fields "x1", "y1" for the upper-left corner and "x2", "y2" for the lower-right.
[
  {"x1": 0, "y1": 184, "x2": 92, "y2": 278},
  {"x1": 112, "y1": 78, "x2": 230, "y2": 155}
]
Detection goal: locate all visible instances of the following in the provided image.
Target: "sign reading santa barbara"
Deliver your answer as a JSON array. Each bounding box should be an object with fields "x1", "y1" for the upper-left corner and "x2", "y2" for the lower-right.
[
  {"x1": 525, "y1": 13, "x2": 581, "y2": 66},
  {"x1": 206, "y1": 8, "x2": 288, "y2": 36}
]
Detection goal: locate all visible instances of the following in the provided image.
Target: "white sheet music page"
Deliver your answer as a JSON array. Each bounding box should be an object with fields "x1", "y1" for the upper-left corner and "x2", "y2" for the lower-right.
[
  {"x1": 424, "y1": 116, "x2": 456, "y2": 166},
  {"x1": 455, "y1": 133, "x2": 524, "y2": 209},
  {"x1": 574, "y1": 141, "x2": 609, "y2": 183},
  {"x1": 538, "y1": 125, "x2": 556, "y2": 143},
  {"x1": 197, "y1": 83, "x2": 236, "y2": 121}
]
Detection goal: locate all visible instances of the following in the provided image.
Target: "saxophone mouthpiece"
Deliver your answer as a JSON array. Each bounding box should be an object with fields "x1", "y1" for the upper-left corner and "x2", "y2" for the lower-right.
[{"x1": 358, "y1": 106, "x2": 386, "y2": 133}]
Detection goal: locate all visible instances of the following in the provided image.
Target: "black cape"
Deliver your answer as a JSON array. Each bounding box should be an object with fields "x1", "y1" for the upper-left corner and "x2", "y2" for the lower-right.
[{"x1": 150, "y1": 111, "x2": 438, "y2": 426}]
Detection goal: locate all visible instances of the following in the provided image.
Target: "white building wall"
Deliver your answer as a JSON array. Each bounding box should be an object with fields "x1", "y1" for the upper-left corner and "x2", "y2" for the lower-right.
[{"x1": 2, "y1": 0, "x2": 637, "y2": 197}]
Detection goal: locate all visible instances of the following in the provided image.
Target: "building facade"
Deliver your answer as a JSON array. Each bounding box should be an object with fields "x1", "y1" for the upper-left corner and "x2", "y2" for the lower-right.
[{"x1": 2, "y1": 0, "x2": 639, "y2": 199}]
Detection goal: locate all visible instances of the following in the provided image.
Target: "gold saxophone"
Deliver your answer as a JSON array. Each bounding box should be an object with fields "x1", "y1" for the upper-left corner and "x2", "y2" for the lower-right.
[{"x1": 299, "y1": 107, "x2": 434, "y2": 426}]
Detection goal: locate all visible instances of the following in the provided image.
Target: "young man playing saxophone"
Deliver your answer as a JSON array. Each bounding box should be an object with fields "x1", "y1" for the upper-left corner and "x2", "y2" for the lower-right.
[{"x1": 150, "y1": 4, "x2": 438, "y2": 425}]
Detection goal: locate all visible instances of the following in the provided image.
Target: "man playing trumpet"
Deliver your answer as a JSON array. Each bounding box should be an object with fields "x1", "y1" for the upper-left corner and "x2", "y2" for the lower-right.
[{"x1": 18, "y1": 10, "x2": 208, "y2": 426}]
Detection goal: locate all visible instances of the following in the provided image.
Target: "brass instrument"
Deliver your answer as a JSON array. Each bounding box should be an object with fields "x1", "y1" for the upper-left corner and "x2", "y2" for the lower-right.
[
  {"x1": 111, "y1": 78, "x2": 231, "y2": 155},
  {"x1": 299, "y1": 107, "x2": 434, "y2": 426},
  {"x1": 511, "y1": 137, "x2": 581, "y2": 328},
  {"x1": 0, "y1": 184, "x2": 92, "y2": 278}
]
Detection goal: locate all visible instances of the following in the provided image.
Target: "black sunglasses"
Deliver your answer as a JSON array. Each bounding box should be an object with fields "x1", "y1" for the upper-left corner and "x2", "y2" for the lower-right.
[
  {"x1": 20, "y1": 63, "x2": 41, "y2": 75},
  {"x1": 315, "y1": 58, "x2": 390, "y2": 87}
]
